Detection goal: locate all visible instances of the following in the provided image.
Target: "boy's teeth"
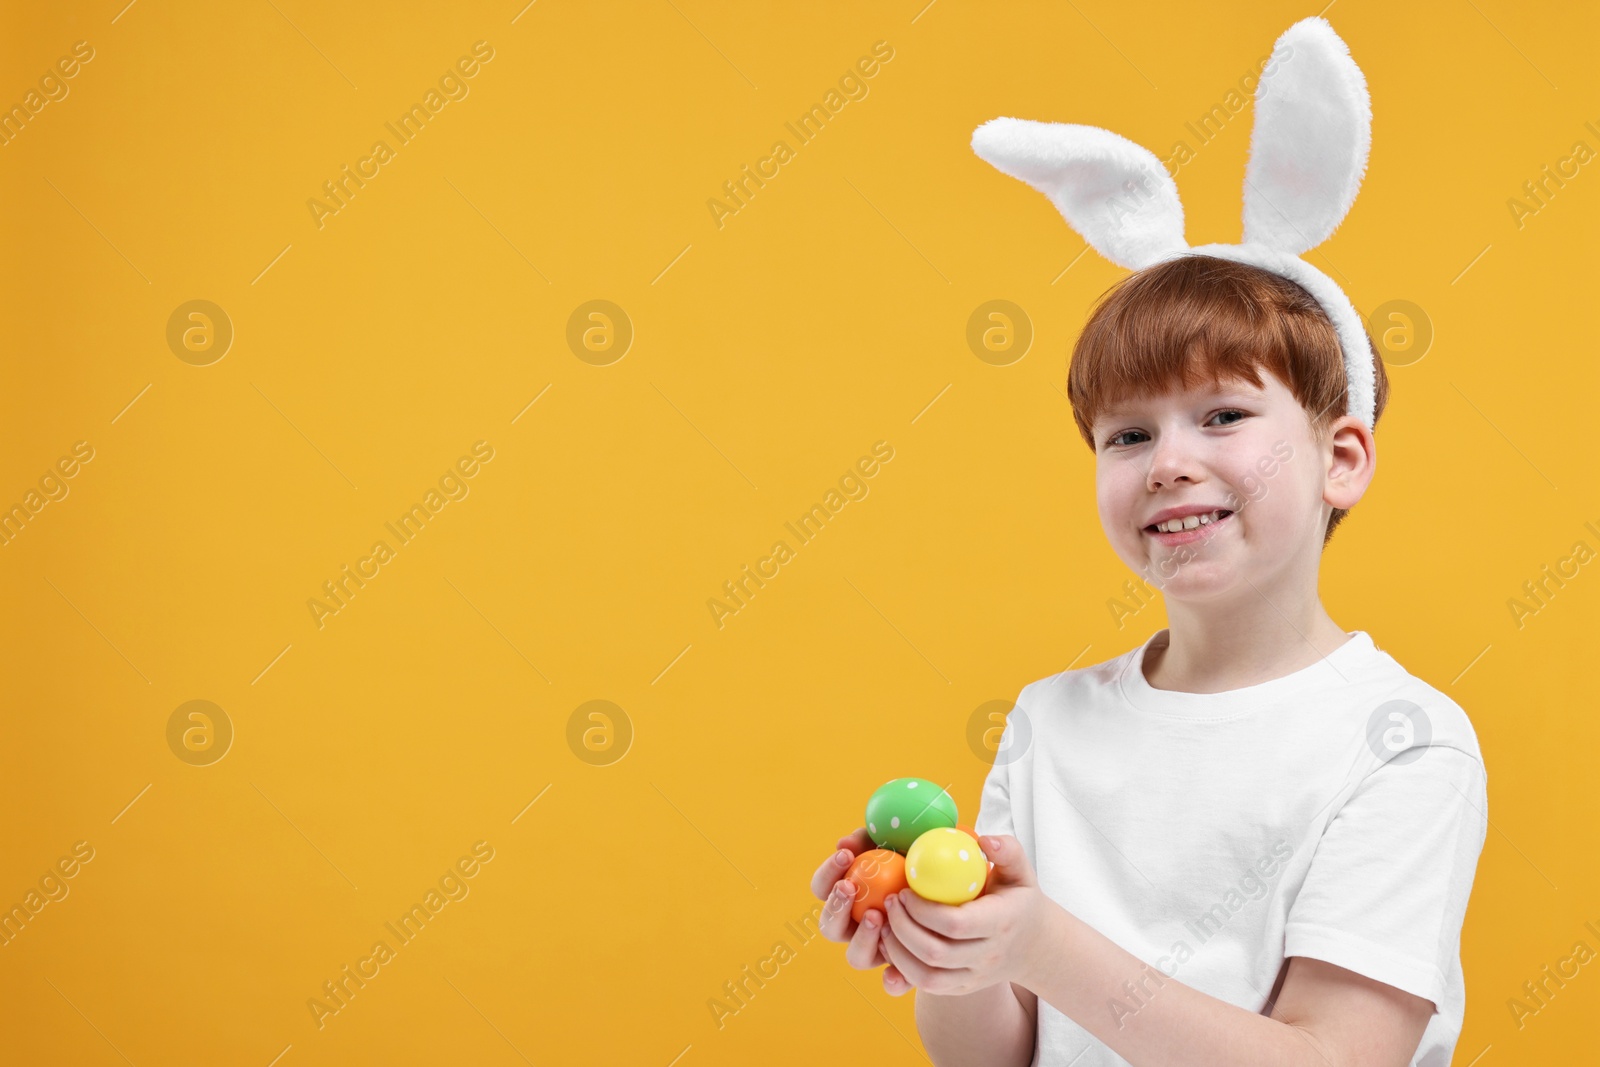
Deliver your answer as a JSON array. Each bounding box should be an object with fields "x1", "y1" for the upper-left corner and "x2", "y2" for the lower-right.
[{"x1": 1155, "y1": 509, "x2": 1227, "y2": 533}]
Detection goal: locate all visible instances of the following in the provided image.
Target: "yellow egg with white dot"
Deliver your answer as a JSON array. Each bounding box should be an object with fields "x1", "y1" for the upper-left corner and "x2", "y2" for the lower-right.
[{"x1": 905, "y1": 827, "x2": 988, "y2": 905}]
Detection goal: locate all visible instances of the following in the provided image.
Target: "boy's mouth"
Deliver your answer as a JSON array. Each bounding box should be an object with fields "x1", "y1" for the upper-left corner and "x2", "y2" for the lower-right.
[{"x1": 1144, "y1": 509, "x2": 1233, "y2": 544}]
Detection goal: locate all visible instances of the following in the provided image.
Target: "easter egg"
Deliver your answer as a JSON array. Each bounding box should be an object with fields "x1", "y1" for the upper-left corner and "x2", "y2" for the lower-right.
[
  {"x1": 865, "y1": 778, "x2": 958, "y2": 853},
  {"x1": 844, "y1": 849, "x2": 907, "y2": 923},
  {"x1": 956, "y1": 823, "x2": 994, "y2": 894},
  {"x1": 906, "y1": 827, "x2": 988, "y2": 905}
]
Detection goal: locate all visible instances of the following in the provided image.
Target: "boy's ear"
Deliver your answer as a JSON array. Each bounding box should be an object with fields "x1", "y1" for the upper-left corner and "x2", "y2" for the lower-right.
[{"x1": 1322, "y1": 415, "x2": 1376, "y2": 511}]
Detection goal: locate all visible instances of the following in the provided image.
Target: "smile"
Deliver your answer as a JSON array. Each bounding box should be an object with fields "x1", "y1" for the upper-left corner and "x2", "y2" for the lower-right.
[{"x1": 1143, "y1": 509, "x2": 1233, "y2": 545}]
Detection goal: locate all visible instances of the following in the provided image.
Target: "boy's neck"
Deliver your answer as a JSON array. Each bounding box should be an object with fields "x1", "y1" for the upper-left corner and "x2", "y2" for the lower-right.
[{"x1": 1141, "y1": 605, "x2": 1356, "y2": 695}]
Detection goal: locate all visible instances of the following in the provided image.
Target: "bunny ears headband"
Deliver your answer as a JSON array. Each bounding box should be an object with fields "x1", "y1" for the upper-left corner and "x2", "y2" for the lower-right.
[{"x1": 971, "y1": 16, "x2": 1376, "y2": 429}]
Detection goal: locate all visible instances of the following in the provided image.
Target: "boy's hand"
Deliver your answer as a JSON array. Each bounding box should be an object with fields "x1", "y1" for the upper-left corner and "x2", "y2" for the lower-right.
[
  {"x1": 809, "y1": 828, "x2": 913, "y2": 996},
  {"x1": 878, "y1": 834, "x2": 1053, "y2": 996}
]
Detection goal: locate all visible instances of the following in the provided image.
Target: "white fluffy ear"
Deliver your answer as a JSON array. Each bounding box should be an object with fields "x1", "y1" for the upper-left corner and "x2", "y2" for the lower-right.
[
  {"x1": 1242, "y1": 17, "x2": 1371, "y2": 253},
  {"x1": 971, "y1": 118, "x2": 1186, "y2": 270}
]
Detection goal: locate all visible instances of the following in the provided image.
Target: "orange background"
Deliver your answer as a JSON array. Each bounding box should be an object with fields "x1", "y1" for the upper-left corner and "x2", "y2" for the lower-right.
[{"x1": 1, "y1": 1, "x2": 1595, "y2": 1064}]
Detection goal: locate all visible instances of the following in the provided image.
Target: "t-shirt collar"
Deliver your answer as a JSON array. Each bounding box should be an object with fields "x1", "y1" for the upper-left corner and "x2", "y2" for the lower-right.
[{"x1": 1118, "y1": 627, "x2": 1378, "y2": 718}]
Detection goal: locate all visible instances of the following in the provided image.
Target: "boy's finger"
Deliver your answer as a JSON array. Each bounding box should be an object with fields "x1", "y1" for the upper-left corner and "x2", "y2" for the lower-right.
[
  {"x1": 837, "y1": 827, "x2": 873, "y2": 852},
  {"x1": 882, "y1": 919, "x2": 978, "y2": 994},
  {"x1": 818, "y1": 880, "x2": 857, "y2": 941},
  {"x1": 895, "y1": 886, "x2": 989, "y2": 939},
  {"x1": 878, "y1": 925, "x2": 933, "y2": 992},
  {"x1": 844, "y1": 908, "x2": 886, "y2": 970},
  {"x1": 977, "y1": 834, "x2": 1036, "y2": 888},
  {"x1": 882, "y1": 964, "x2": 911, "y2": 996},
  {"x1": 809, "y1": 844, "x2": 861, "y2": 900},
  {"x1": 883, "y1": 892, "x2": 964, "y2": 967}
]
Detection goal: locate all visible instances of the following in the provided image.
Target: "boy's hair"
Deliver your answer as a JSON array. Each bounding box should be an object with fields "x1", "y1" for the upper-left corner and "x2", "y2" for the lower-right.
[{"x1": 1067, "y1": 255, "x2": 1390, "y2": 547}]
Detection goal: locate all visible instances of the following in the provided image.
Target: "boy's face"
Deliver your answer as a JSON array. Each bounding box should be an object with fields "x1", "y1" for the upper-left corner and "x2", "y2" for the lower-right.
[{"x1": 1091, "y1": 370, "x2": 1368, "y2": 602}]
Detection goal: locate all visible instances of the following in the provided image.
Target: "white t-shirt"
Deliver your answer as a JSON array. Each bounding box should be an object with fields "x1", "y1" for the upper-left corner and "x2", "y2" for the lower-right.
[{"x1": 973, "y1": 628, "x2": 1489, "y2": 1067}]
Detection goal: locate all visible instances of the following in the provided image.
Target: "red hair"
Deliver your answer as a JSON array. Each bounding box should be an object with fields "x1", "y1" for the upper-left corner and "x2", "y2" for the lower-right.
[{"x1": 1067, "y1": 255, "x2": 1389, "y2": 545}]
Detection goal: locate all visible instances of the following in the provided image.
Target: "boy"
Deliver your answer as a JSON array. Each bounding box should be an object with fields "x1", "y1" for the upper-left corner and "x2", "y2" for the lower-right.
[{"x1": 809, "y1": 255, "x2": 1489, "y2": 1066}]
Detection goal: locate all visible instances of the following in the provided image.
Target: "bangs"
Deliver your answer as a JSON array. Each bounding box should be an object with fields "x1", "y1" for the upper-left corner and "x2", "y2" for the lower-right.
[{"x1": 1067, "y1": 255, "x2": 1367, "y2": 449}]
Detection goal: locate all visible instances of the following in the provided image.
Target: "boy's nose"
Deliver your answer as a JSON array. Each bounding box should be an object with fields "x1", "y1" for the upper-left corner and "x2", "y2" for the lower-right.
[{"x1": 1144, "y1": 438, "x2": 1203, "y2": 491}]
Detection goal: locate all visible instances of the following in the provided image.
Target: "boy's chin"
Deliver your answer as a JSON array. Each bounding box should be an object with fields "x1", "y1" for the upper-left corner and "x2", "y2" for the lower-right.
[
  {"x1": 1133, "y1": 553, "x2": 1243, "y2": 597},
  {"x1": 1148, "y1": 575, "x2": 1245, "y2": 603}
]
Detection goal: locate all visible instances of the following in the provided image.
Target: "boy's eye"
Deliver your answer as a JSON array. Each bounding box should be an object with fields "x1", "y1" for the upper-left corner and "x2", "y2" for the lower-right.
[{"x1": 1101, "y1": 409, "x2": 1248, "y2": 449}]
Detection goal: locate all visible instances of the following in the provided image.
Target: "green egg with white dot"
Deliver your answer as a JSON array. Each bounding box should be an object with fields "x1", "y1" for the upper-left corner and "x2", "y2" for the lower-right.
[{"x1": 865, "y1": 777, "x2": 958, "y2": 853}]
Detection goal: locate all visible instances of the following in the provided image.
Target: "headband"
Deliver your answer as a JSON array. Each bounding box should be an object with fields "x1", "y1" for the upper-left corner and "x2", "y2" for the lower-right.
[{"x1": 971, "y1": 16, "x2": 1376, "y2": 429}]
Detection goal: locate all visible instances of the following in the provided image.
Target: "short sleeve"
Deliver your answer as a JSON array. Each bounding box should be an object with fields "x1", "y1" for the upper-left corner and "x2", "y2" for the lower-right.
[
  {"x1": 1284, "y1": 746, "x2": 1488, "y2": 1006},
  {"x1": 972, "y1": 701, "x2": 1021, "y2": 840}
]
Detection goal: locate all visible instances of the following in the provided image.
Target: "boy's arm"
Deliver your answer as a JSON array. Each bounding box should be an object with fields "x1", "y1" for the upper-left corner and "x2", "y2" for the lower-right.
[
  {"x1": 915, "y1": 980, "x2": 1038, "y2": 1067},
  {"x1": 1019, "y1": 902, "x2": 1433, "y2": 1067}
]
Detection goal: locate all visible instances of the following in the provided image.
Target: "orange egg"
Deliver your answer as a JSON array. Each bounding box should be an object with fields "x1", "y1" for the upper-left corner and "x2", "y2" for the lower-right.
[
  {"x1": 956, "y1": 824, "x2": 995, "y2": 896},
  {"x1": 845, "y1": 849, "x2": 908, "y2": 923}
]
